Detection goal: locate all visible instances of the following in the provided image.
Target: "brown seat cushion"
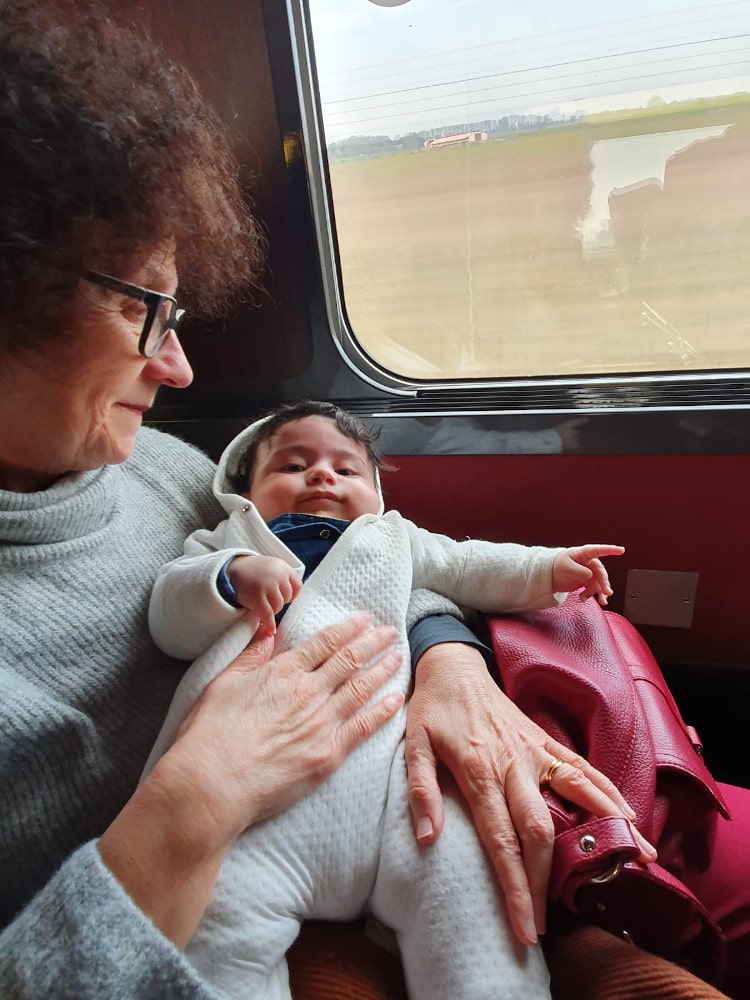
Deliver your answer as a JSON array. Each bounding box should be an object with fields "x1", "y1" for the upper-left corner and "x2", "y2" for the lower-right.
[
  {"x1": 289, "y1": 920, "x2": 406, "y2": 1000},
  {"x1": 288, "y1": 918, "x2": 730, "y2": 1000}
]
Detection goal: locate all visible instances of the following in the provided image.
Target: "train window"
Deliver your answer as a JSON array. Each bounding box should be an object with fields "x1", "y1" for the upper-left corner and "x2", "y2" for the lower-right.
[{"x1": 293, "y1": 0, "x2": 750, "y2": 392}]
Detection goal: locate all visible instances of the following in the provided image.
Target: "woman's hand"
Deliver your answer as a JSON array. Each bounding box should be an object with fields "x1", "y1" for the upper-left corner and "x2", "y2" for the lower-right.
[
  {"x1": 99, "y1": 614, "x2": 402, "y2": 947},
  {"x1": 174, "y1": 613, "x2": 403, "y2": 836},
  {"x1": 404, "y1": 641, "x2": 654, "y2": 948}
]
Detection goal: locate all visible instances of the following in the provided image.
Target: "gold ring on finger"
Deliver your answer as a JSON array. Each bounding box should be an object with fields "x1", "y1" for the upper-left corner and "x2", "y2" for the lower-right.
[{"x1": 542, "y1": 756, "x2": 567, "y2": 787}]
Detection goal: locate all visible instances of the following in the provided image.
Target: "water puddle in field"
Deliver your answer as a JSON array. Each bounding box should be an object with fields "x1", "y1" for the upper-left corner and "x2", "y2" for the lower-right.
[{"x1": 578, "y1": 124, "x2": 732, "y2": 253}]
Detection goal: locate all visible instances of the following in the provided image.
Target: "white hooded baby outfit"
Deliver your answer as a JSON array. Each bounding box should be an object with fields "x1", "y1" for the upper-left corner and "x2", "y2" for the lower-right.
[{"x1": 145, "y1": 417, "x2": 561, "y2": 1000}]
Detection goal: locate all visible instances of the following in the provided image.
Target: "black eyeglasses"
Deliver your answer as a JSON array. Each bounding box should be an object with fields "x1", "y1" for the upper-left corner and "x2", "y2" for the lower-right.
[{"x1": 82, "y1": 270, "x2": 186, "y2": 358}]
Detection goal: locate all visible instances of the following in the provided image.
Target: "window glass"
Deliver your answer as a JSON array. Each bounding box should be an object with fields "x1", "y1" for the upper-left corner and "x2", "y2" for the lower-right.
[{"x1": 307, "y1": 0, "x2": 750, "y2": 381}]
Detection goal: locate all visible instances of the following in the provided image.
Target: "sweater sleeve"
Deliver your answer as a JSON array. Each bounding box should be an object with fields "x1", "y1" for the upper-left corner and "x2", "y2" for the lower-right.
[
  {"x1": 0, "y1": 841, "x2": 218, "y2": 999},
  {"x1": 148, "y1": 519, "x2": 259, "y2": 661},
  {"x1": 408, "y1": 613, "x2": 495, "y2": 672},
  {"x1": 405, "y1": 517, "x2": 564, "y2": 613}
]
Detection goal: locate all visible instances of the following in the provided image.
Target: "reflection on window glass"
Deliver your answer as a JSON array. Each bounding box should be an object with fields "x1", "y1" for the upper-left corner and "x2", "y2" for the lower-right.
[{"x1": 307, "y1": 0, "x2": 750, "y2": 380}]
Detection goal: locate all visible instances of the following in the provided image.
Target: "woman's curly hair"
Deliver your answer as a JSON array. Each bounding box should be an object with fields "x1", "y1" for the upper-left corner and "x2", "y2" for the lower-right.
[{"x1": 0, "y1": 0, "x2": 265, "y2": 350}]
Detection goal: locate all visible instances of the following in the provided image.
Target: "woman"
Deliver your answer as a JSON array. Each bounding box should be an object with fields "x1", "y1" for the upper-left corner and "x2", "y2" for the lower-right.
[
  {"x1": 0, "y1": 2, "x2": 745, "y2": 998},
  {"x1": 0, "y1": 2, "x2": 402, "y2": 991}
]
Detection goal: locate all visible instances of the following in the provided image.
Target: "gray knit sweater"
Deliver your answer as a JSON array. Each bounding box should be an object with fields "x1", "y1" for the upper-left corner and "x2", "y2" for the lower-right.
[{"x1": 0, "y1": 427, "x2": 226, "y2": 998}]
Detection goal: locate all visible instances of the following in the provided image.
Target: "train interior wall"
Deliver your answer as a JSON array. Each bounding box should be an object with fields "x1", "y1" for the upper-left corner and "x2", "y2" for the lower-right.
[{"x1": 383, "y1": 453, "x2": 749, "y2": 786}]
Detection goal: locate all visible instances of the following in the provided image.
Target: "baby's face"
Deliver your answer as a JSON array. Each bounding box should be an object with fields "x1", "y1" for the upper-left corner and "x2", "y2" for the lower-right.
[{"x1": 245, "y1": 415, "x2": 381, "y2": 521}]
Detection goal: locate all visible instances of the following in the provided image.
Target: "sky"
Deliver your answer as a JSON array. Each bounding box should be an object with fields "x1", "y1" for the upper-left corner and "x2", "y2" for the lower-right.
[{"x1": 307, "y1": 0, "x2": 750, "y2": 140}]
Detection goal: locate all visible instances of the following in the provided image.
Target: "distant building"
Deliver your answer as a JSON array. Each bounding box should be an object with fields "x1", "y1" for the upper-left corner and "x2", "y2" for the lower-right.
[{"x1": 423, "y1": 131, "x2": 488, "y2": 149}]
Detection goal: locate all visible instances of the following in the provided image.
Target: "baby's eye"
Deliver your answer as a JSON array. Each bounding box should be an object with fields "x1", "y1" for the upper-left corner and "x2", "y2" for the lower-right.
[
  {"x1": 337, "y1": 468, "x2": 356, "y2": 477},
  {"x1": 280, "y1": 463, "x2": 304, "y2": 473}
]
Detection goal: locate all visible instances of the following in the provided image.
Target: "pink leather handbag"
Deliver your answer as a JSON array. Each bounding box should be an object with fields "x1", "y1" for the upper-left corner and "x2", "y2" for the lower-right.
[{"x1": 487, "y1": 596, "x2": 730, "y2": 982}]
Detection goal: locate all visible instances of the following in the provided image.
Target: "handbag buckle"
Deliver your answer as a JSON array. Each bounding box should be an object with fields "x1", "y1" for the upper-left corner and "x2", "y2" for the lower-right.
[{"x1": 589, "y1": 858, "x2": 625, "y2": 884}]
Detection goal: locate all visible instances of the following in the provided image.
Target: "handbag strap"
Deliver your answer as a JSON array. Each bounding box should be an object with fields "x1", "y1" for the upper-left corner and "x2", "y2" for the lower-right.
[
  {"x1": 573, "y1": 860, "x2": 727, "y2": 981},
  {"x1": 550, "y1": 816, "x2": 641, "y2": 907}
]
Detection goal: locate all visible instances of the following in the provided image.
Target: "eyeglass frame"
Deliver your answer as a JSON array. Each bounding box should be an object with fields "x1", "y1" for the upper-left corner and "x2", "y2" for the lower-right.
[{"x1": 82, "y1": 270, "x2": 186, "y2": 358}]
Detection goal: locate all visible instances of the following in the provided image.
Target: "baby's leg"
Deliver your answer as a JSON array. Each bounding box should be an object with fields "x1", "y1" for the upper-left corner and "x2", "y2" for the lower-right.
[
  {"x1": 184, "y1": 744, "x2": 391, "y2": 999},
  {"x1": 371, "y1": 748, "x2": 551, "y2": 1000},
  {"x1": 185, "y1": 837, "x2": 303, "y2": 1000}
]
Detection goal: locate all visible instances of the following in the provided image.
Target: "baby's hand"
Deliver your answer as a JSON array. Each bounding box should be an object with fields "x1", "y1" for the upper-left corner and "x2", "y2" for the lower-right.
[
  {"x1": 228, "y1": 555, "x2": 302, "y2": 635},
  {"x1": 552, "y1": 544, "x2": 625, "y2": 605}
]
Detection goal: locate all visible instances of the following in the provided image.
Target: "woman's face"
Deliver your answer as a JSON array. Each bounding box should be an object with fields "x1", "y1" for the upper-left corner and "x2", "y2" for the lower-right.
[{"x1": 0, "y1": 245, "x2": 193, "y2": 491}]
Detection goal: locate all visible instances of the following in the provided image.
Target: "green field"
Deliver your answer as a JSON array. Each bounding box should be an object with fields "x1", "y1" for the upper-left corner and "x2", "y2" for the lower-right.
[{"x1": 329, "y1": 99, "x2": 750, "y2": 380}]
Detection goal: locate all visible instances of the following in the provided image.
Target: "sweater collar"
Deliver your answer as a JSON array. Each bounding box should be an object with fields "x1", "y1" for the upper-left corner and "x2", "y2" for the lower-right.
[{"x1": 0, "y1": 462, "x2": 118, "y2": 545}]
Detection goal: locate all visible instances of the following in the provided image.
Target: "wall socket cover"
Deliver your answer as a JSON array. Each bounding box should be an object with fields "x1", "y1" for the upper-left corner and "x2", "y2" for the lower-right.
[{"x1": 623, "y1": 569, "x2": 699, "y2": 629}]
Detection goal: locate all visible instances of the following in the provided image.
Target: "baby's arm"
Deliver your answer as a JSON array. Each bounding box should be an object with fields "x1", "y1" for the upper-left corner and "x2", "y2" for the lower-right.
[
  {"x1": 149, "y1": 519, "x2": 302, "y2": 660},
  {"x1": 223, "y1": 554, "x2": 302, "y2": 637},
  {"x1": 408, "y1": 522, "x2": 561, "y2": 612},
  {"x1": 406, "y1": 516, "x2": 623, "y2": 612},
  {"x1": 551, "y1": 544, "x2": 625, "y2": 605},
  {"x1": 149, "y1": 547, "x2": 256, "y2": 660}
]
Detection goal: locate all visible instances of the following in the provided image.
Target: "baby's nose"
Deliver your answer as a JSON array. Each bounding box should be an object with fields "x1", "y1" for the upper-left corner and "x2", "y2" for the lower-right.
[{"x1": 307, "y1": 464, "x2": 335, "y2": 483}]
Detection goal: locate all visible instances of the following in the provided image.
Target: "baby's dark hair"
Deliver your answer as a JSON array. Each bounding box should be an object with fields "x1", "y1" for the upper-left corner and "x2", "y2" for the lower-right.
[{"x1": 233, "y1": 400, "x2": 396, "y2": 493}]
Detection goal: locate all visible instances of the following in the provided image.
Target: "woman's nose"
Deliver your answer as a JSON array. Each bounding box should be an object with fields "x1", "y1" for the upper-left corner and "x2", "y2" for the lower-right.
[{"x1": 146, "y1": 330, "x2": 194, "y2": 388}]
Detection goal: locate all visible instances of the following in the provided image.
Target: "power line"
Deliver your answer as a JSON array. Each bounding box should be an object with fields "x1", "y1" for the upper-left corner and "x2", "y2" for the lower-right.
[
  {"x1": 321, "y1": 33, "x2": 750, "y2": 107},
  {"x1": 324, "y1": 62, "x2": 749, "y2": 131},
  {"x1": 317, "y1": 0, "x2": 748, "y2": 81},
  {"x1": 323, "y1": 46, "x2": 749, "y2": 122}
]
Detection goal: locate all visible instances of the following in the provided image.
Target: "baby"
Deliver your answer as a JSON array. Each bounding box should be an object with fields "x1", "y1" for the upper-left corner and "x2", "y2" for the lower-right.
[{"x1": 145, "y1": 400, "x2": 624, "y2": 1000}]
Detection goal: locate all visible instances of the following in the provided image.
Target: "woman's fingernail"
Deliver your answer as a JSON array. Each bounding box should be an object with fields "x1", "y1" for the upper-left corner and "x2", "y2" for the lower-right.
[
  {"x1": 382, "y1": 691, "x2": 404, "y2": 710},
  {"x1": 630, "y1": 824, "x2": 657, "y2": 857},
  {"x1": 416, "y1": 817, "x2": 434, "y2": 842},
  {"x1": 641, "y1": 835, "x2": 658, "y2": 857},
  {"x1": 524, "y1": 918, "x2": 539, "y2": 945}
]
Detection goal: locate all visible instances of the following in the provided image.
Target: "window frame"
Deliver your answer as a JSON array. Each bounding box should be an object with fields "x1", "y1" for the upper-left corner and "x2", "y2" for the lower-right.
[{"x1": 285, "y1": 0, "x2": 750, "y2": 414}]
